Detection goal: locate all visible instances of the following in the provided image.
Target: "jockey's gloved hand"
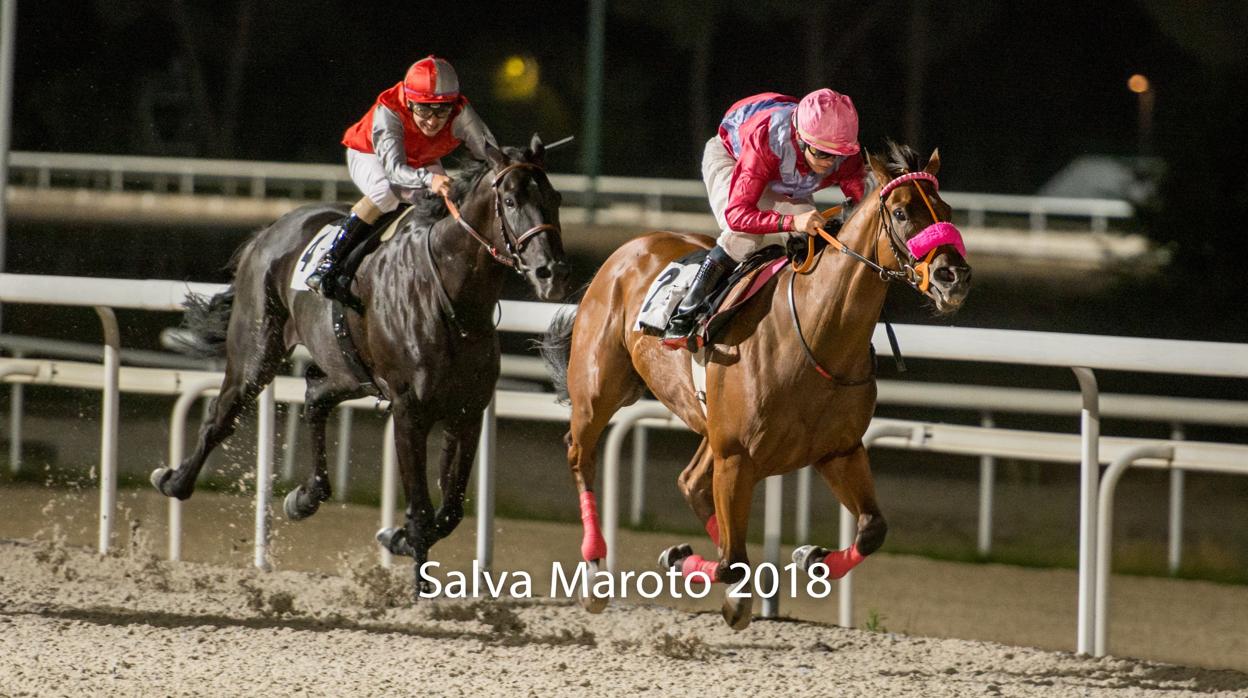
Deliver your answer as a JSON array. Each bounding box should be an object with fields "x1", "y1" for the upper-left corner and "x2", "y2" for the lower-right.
[{"x1": 786, "y1": 233, "x2": 809, "y2": 261}]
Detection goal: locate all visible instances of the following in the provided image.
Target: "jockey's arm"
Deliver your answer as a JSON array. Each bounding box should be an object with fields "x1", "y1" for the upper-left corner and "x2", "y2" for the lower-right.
[
  {"x1": 371, "y1": 105, "x2": 438, "y2": 189},
  {"x1": 723, "y1": 130, "x2": 792, "y2": 234},
  {"x1": 451, "y1": 102, "x2": 500, "y2": 161}
]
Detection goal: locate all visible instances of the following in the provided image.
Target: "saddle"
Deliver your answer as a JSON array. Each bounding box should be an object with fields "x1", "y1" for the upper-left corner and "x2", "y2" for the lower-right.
[{"x1": 638, "y1": 245, "x2": 791, "y2": 348}]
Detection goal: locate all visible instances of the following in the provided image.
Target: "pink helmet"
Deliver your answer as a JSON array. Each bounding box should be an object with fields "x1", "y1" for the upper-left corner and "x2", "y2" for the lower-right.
[
  {"x1": 795, "y1": 89, "x2": 860, "y2": 156},
  {"x1": 403, "y1": 55, "x2": 460, "y2": 104}
]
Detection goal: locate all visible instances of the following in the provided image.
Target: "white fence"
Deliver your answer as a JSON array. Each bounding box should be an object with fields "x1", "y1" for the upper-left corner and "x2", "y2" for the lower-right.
[
  {"x1": 2, "y1": 272, "x2": 1246, "y2": 660},
  {"x1": 8, "y1": 151, "x2": 1133, "y2": 234}
]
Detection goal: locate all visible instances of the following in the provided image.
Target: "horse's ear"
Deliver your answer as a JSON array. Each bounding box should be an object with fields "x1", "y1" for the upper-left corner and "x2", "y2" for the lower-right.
[
  {"x1": 866, "y1": 149, "x2": 890, "y2": 187},
  {"x1": 484, "y1": 143, "x2": 509, "y2": 171},
  {"x1": 526, "y1": 133, "x2": 545, "y2": 168},
  {"x1": 924, "y1": 148, "x2": 941, "y2": 176}
]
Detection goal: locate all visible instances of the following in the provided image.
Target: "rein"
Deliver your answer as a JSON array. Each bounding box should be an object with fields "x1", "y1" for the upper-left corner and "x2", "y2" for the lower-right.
[
  {"x1": 787, "y1": 170, "x2": 961, "y2": 382},
  {"x1": 441, "y1": 162, "x2": 560, "y2": 273}
]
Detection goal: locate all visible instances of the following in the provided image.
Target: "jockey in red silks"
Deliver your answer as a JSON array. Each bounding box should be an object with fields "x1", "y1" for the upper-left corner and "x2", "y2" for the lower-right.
[
  {"x1": 307, "y1": 55, "x2": 498, "y2": 312},
  {"x1": 664, "y1": 89, "x2": 867, "y2": 344}
]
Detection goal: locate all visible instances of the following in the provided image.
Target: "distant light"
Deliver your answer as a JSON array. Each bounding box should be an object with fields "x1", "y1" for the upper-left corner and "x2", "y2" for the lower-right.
[
  {"x1": 503, "y1": 56, "x2": 526, "y2": 79},
  {"x1": 1127, "y1": 74, "x2": 1150, "y2": 94},
  {"x1": 495, "y1": 55, "x2": 539, "y2": 101}
]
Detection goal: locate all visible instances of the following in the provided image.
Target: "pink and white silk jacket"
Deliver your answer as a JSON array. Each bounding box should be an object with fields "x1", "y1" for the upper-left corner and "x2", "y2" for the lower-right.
[{"x1": 717, "y1": 92, "x2": 866, "y2": 234}]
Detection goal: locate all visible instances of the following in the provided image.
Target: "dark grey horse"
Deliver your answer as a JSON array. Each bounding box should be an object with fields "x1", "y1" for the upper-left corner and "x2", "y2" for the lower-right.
[{"x1": 151, "y1": 136, "x2": 569, "y2": 588}]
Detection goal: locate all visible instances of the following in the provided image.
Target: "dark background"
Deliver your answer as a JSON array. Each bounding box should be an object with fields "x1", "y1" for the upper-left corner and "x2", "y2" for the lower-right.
[{"x1": 5, "y1": 0, "x2": 1248, "y2": 345}]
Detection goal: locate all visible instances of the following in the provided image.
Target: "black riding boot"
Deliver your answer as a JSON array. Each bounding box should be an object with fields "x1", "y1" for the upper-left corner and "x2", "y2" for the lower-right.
[
  {"x1": 663, "y1": 246, "x2": 733, "y2": 345},
  {"x1": 306, "y1": 213, "x2": 373, "y2": 313}
]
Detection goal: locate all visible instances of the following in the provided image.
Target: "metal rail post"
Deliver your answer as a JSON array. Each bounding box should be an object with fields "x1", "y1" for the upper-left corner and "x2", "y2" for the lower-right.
[
  {"x1": 3, "y1": 355, "x2": 34, "y2": 474},
  {"x1": 760, "y1": 474, "x2": 784, "y2": 618},
  {"x1": 379, "y1": 416, "x2": 396, "y2": 568},
  {"x1": 978, "y1": 411, "x2": 996, "y2": 556},
  {"x1": 94, "y1": 307, "x2": 120, "y2": 554},
  {"x1": 1094, "y1": 444, "x2": 1174, "y2": 657},
  {"x1": 1167, "y1": 423, "x2": 1185, "y2": 574},
  {"x1": 629, "y1": 424, "x2": 648, "y2": 526},
  {"x1": 476, "y1": 398, "x2": 497, "y2": 580},
  {"x1": 333, "y1": 406, "x2": 353, "y2": 501},
  {"x1": 795, "y1": 466, "x2": 812, "y2": 546},
  {"x1": 252, "y1": 384, "x2": 275, "y2": 570},
  {"x1": 1072, "y1": 367, "x2": 1100, "y2": 655}
]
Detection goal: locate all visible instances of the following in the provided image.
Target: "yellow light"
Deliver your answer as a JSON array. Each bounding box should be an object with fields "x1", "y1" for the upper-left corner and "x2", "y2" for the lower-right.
[
  {"x1": 1127, "y1": 74, "x2": 1150, "y2": 94},
  {"x1": 495, "y1": 55, "x2": 539, "y2": 101},
  {"x1": 503, "y1": 56, "x2": 526, "y2": 79}
]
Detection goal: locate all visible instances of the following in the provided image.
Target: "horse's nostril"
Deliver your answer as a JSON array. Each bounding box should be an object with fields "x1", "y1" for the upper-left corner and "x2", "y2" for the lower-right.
[{"x1": 535, "y1": 265, "x2": 553, "y2": 280}]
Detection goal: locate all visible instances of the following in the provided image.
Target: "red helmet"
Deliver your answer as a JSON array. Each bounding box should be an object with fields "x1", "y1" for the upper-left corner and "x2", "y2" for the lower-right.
[{"x1": 403, "y1": 55, "x2": 460, "y2": 104}]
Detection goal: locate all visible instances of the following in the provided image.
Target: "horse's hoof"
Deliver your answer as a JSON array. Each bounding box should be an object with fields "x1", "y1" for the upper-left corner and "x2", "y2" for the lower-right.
[
  {"x1": 578, "y1": 559, "x2": 610, "y2": 614},
  {"x1": 721, "y1": 593, "x2": 753, "y2": 631},
  {"x1": 792, "y1": 544, "x2": 831, "y2": 573},
  {"x1": 658, "y1": 543, "x2": 693, "y2": 571},
  {"x1": 283, "y1": 487, "x2": 319, "y2": 521},
  {"x1": 376, "y1": 527, "x2": 417, "y2": 558},
  {"x1": 149, "y1": 468, "x2": 185, "y2": 499}
]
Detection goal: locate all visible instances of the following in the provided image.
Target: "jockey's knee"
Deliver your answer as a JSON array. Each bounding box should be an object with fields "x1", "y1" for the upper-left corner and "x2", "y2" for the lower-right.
[
  {"x1": 856, "y1": 513, "x2": 888, "y2": 556},
  {"x1": 350, "y1": 197, "x2": 384, "y2": 225}
]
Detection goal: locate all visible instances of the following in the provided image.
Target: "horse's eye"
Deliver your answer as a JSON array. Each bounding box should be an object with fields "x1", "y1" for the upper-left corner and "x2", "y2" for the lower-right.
[
  {"x1": 892, "y1": 208, "x2": 907, "y2": 222},
  {"x1": 505, "y1": 197, "x2": 516, "y2": 208}
]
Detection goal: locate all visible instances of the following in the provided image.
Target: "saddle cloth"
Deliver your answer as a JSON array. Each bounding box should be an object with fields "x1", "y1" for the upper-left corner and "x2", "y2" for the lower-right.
[
  {"x1": 288, "y1": 206, "x2": 417, "y2": 291},
  {"x1": 636, "y1": 246, "x2": 789, "y2": 343}
]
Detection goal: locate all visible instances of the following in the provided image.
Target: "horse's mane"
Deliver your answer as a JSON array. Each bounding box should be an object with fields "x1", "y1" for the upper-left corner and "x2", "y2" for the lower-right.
[
  {"x1": 851, "y1": 139, "x2": 926, "y2": 219},
  {"x1": 411, "y1": 146, "x2": 530, "y2": 220}
]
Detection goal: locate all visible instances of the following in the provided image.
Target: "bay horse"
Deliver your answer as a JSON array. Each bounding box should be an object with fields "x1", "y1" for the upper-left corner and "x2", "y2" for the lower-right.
[
  {"x1": 541, "y1": 142, "x2": 970, "y2": 628},
  {"x1": 151, "y1": 136, "x2": 569, "y2": 590}
]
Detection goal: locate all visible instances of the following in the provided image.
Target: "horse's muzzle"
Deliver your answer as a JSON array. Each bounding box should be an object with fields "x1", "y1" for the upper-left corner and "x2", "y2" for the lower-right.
[
  {"x1": 530, "y1": 260, "x2": 571, "y2": 301},
  {"x1": 927, "y1": 254, "x2": 972, "y2": 314}
]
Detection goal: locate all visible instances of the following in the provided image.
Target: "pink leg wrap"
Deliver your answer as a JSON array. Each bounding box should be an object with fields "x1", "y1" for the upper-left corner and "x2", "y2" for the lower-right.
[
  {"x1": 680, "y1": 554, "x2": 719, "y2": 584},
  {"x1": 579, "y1": 491, "x2": 607, "y2": 561},
  {"x1": 821, "y1": 545, "x2": 865, "y2": 579},
  {"x1": 704, "y1": 515, "x2": 721, "y2": 547}
]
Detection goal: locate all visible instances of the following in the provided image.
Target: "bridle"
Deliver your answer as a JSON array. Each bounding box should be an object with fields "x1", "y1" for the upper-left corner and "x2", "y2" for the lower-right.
[
  {"x1": 793, "y1": 170, "x2": 957, "y2": 295},
  {"x1": 441, "y1": 161, "x2": 561, "y2": 273},
  {"x1": 788, "y1": 169, "x2": 966, "y2": 382}
]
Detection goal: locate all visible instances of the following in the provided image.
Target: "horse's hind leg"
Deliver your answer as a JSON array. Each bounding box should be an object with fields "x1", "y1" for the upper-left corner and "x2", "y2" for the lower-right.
[
  {"x1": 659, "y1": 439, "x2": 721, "y2": 573},
  {"x1": 152, "y1": 309, "x2": 288, "y2": 501},
  {"x1": 794, "y1": 446, "x2": 886, "y2": 580},
  {"x1": 563, "y1": 326, "x2": 644, "y2": 611},
  {"x1": 676, "y1": 438, "x2": 719, "y2": 545},
  {"x1": 283, "y1": 364, "x2": 362, "y2": 520}
]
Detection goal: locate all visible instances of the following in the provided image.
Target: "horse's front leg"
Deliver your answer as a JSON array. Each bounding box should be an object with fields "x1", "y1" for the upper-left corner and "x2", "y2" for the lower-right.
[
  {"x1": 794, "y1": 446, "x2": 886, "y2": 581},
  {"x1": 375, "y1": 396, "x2": 437, "y2": 597},
  {"x1": 431, "y1": 409, "x2": 484, "y2": 541},
  {"x1": 712, "y1": 454, "x2": 758, "y2": 630}
]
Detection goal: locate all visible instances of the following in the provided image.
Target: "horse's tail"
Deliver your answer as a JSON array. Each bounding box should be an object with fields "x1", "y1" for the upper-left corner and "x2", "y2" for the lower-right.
[
  {"x1": 536, "y1": 305, "x2": 578, "y2": 404},
  {"x1": 168, "y1": 287, "x2": 236, "y2": 358}
]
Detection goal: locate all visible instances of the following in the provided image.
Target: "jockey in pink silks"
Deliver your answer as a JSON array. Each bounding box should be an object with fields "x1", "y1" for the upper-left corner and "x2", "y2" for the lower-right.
[{"x1": 664, "y1": 89, "x2": 868, "y2": 343}]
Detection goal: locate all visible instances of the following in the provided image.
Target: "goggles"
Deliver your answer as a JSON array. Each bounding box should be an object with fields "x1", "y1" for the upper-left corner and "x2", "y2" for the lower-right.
[{"x1": 410, "y1": 102, "x2": 453, "y2": 119}]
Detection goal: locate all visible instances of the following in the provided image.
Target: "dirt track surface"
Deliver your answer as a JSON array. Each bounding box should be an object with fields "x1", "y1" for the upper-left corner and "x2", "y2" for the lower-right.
[{"x1": 3, "y1": 538, "x2": 1247, "y2": 697}]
